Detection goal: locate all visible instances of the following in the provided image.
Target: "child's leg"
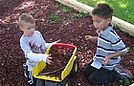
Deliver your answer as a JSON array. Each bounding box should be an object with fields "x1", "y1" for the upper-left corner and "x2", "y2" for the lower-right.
[
  {"x1": 88, "y1": 68, "x2": 113, "y2": 84},
  {"x1": 23, "y1": 63, "x2": 34, "y2": 85},
  {"x1": 114, "y1": 65, "x2": 133, "y2": 79},
  {"x1": 83, "y1": 61, "x2": 96, "y2": 78},
  {"x1": 111, "y1": 69, "x2": 121, "y2": 82},
  {"x1": 28, "y1": 71, "x2": 34, "y2": 84},
  {"x1": 23, "y1": 63, "x2": 29, "y2": 79}
]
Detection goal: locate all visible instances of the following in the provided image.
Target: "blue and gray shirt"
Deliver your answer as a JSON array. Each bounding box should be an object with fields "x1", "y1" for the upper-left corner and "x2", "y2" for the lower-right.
[{"x1": 92, "y1": 25, "x2": 128, "y2": 70}]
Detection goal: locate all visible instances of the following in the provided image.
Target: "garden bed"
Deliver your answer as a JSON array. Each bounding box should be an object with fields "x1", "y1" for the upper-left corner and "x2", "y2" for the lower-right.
[{"x1": 0, "y1": 0, "x2": 134, "y2": 86}]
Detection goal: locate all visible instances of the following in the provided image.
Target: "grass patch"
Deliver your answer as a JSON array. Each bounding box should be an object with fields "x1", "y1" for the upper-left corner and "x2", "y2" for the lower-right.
[
  {"x1": 57, "y1": 3, "x2": 90, "y2": 20},
  {"x1": 77, "y1": 0, "x2": 134, "y2": 24}
]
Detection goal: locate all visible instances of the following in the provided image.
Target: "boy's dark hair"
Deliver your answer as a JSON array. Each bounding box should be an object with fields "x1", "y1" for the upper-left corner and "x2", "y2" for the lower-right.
[{"x1": 92, "y1": 3, "x2": 113, "y2": 19}]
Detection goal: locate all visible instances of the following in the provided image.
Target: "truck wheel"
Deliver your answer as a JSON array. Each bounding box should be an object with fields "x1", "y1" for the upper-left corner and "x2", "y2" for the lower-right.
[
  {"x1": 64, "y1": 78, "x2": 70, "y2": 86},
  {"x1": 57, "y1": 78, "x2": 70, "y2": 86},
  {"x1": 36, "y1": 79, "x2": 44, "y2": 86},
  {"x1": 69, "y1": 60, "x2": 79, "y2": 78}
]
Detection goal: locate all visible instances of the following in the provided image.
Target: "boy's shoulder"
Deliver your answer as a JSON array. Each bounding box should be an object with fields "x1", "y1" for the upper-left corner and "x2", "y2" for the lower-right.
[
  {"x1": 102, "y1": 26, "x2": 113, "y2": 37},
  {"x1": 102, "y1": 26, "x2": 120, "y2": 42},
  {"x1": 20, "y1": 30, "x2": 41, "y2": 41},
  {"x1": 34, "y1": 30, "x2": 41, "y2": 34}
]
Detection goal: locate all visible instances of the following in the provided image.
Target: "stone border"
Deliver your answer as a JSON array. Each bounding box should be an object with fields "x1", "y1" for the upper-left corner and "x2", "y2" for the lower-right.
[{"x1": 55, "y1": 0, "x2": 134, "y2": 36}]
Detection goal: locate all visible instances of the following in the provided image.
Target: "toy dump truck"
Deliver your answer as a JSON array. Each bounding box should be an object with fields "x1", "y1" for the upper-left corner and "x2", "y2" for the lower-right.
[{"x1": 32, "y1": 43, "x2": 78, "y2": 86}]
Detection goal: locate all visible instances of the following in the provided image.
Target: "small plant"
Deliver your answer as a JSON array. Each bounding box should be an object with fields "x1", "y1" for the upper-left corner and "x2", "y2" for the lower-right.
[
  {"x1": 123, "y1": 78, "x2": 131, "y2": 86},
  {"x1": 76, "y1": 12, "x2": 89, "y2": 18},
  {"x1": 49, "y1": 14, "x2": 60, "y2": 23},
  {"x1": 69, "y1": 12, "x2": 89, "y2": 19},
  {"x1": 58, "y1": 4, "x2": 73, "y2": 13},
  {"x1": 68, "y1": 13, "x2": 77, "y2": 19},
  {"x1": 62, "y1": 6, "x2": 73, "y2": 13}
]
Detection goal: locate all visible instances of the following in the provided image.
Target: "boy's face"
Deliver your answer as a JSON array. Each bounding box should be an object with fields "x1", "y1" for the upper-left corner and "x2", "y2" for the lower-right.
[
  {"x1": 19, "y1": 23, "x2": 35, "y2": 36},
  {"x1": 92, "y1": 15, "x2": 111, "y2": 31}
]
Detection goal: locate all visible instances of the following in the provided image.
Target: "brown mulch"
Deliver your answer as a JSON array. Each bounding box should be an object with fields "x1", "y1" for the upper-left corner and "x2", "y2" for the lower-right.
[
  {"x1": 0, "y1": 0, "x2": 134, "y2": 86},
  {"x1": 39, "y1": 44, "x2": 74, "y2": 78}
]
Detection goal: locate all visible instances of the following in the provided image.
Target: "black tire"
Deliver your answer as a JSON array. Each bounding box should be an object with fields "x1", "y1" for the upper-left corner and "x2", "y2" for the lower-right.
[
  {"x1": 57, "y1": 78, "x2": 70, "y2": 86},
  {"x1": 63, "y1": 78, "x2": 70, "y2": 86},
  {"x1": 69, "y1": 59, "x2": 79, "y2": 78},
  {"x1": 36, "y1": 79, "x2": 44, "y2": 86}
]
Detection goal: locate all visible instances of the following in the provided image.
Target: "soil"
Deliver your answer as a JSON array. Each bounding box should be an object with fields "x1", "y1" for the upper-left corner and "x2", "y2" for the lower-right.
[
  {"x1": 0, "y1": 0, "x2": 134, "y2": 86},
  {"x1": 39, "y1": 44, "x2": 74, "y2": 78}
]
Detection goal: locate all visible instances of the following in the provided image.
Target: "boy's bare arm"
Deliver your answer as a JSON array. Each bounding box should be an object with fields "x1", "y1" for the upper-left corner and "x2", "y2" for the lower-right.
[
  {"x1": 102, "y1": 51, "x2": 123, "y2": 65},
  {"x1": 85, "y1": 35, "x2": 97, "y2": 42}
]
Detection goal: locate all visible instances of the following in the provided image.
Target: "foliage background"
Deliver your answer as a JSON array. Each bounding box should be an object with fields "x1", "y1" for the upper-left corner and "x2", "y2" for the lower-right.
[{"x1": 77, "y1": 0, "x2": 134, "y2": 24}]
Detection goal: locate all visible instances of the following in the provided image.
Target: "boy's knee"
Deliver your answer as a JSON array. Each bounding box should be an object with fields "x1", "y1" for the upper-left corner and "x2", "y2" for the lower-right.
[
  {"x1": 83, "y1": 64, "x2": 95, "y2": 77},
  {"x1": 88, "y1": 74, "x2": 97, "y2": 84},
  {"x1": 83, "y1": 67, "x2": 90, "y2": 77},
  {"x1": 88, "y1": 74, "x2": 109, "y2": 84}
]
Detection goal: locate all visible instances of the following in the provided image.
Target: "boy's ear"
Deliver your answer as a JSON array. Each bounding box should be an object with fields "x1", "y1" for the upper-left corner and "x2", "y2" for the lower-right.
[
  {"x1": 107, "y1": 18, "x2": 112, "y2": 24},
  {"x1": 19, "y1": 25, "x2": 24, "y2": 31}
]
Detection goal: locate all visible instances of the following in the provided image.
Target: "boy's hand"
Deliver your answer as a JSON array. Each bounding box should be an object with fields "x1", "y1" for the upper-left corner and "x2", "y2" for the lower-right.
[
  {"x1": 52, "y1": 39, "x2": 61, "y2": 45},
  {"x1": 55, "y1": 39, "x2": 61, "y2": 43},
  {"x1": 85, "y1": 35, "x2": 97, "y2": 41},
  {"x1": 102, "y1": 56, "x2": 110, "y2": 65},
  {"x1": 46, "y1": 54, "x2": 52, "y2": 65}
]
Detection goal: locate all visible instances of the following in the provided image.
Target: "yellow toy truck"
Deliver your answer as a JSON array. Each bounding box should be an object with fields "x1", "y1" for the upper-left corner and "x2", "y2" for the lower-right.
[{"x1": 32, "y1": 43, "x2": 78, "y2": 86}]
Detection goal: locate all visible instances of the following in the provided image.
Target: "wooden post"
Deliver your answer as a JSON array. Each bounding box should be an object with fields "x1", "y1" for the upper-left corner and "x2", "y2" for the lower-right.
[{"x1": 55, "y1": 0, "x2": 134, "y2": 36}]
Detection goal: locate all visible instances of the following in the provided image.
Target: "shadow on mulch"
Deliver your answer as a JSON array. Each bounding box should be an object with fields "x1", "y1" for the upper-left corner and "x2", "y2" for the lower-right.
[{"x1": 0, "y1": 0, "x2": 134, "y2": 86}]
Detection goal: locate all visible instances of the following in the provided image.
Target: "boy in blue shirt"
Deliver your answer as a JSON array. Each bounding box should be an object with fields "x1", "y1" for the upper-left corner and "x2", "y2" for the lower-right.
[
  {"x1": 84, "y1": 3, "x2": 132, "y2": 84},
  {"x1": 19, "y1": 13, "x2": 59, "y2": 85}
]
